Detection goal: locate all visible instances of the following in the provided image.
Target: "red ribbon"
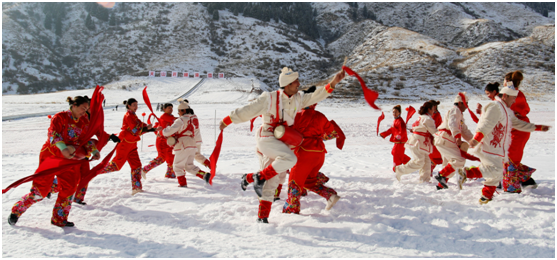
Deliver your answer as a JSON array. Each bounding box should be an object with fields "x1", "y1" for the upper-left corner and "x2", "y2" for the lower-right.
[
  {"x1": 405, "y1": 106, "x2": 416, "y2": 125},
  {"x1": 376, "y1": 112, "x2": 385, "y2": 136},
  {"x1": 330, "y1": 120, "x2": 345, "y2": 150},
  {"x1": 142, "y1": 86, "x2": 161, "y2": 124},
  {"x1": 458, "y1": 92, "x2": 479, "y2": 123},
  {"x1": 460, "y1": 150, "x2": 480, "y2": 162},
  {"x1": 342, "y1": 66, "x2": 380, "y2": 110},
  {"x1": 250, "y1": 116, "x2": 260, "y2": 132},
  {"x1": 208, "y1": 130, "x2": 224, "y2": 185}
]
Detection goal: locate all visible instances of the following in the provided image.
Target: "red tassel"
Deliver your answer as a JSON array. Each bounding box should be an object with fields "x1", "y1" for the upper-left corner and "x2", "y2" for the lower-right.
[
  {"x1": 405, "y1": 106, "x2": 416, "y2": 125},
  {"x1": 208, "y1": 130, "x2": 224, "y2": 185},
  {"x1": 377, "y1": 112, "x2": 385, "y2": 136},
  {"x1": 330, "y1": 120, "x2": 345, "y2": 150},
  {"x1": 142, "y1": 86, "x2": 161, "y2": 124},
  {"x1": 342, "y1": 66, "x2": 380, "y2": 110}
]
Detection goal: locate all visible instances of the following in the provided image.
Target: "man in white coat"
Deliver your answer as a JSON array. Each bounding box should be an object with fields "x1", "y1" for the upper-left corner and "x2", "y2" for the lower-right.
[
  {"x1": 457, "y1": 86, "x2": 550, "y2": 204},
  {"x1": 220, "y1": 67, "x2": 345, "y2": 223},
  {"x1": 163, "y1": 100, "x2": 211, "y2": 187},
  {"x1": 433, "y1": 92, "x2": 474, "y2": 190}
]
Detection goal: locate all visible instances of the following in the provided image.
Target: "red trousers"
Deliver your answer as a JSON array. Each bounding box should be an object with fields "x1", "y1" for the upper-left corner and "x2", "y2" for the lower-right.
[
  {"x1": 156, "y1": 137, "x2": 174, "y2": 165},
  {"x1": 111, "y1": 141, "x2": 142, "y2": 170},
  {"x1": 392, "y1": 143, "x2": 411, "y2": 167},
  {"x1": 33, "y1": 151, "x2": 81, "y2": 199},
  {"x1": 289, "y1": 150, "x2": 325, "y2": 190},
  {"x1": 508, "y1": 130, "x2": 530, "y2": 165},
  {"x1": 429, "y1": 146, "x2": 443, "y2": 165}
]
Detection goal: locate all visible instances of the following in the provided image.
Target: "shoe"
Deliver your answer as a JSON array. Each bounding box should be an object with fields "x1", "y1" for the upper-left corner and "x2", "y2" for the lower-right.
[
  {"x1": 257, "y1": 218, "x2": 269, "y2": 224},
  {"x1": 273, "y1": 197, "x2": 280, "y2": 202},
  {"x1": 497, "y1": 182, "x2": 502, "y2": 189},
  {"x1": 435, "y1": 173, "x2": 448, "y2": 189},
  {"x1": 301, "y1": 189, "x2": 308, "y2": 197},
  {"x1": 51, "y1": 220, "x2": 75, "y2": 227},
  {"x1": 131, "y1": 189, "x2": 144, "y2": 196},
  {"x1": 395, "y1": 168, "x2": 404, "y2": 182},
  {"x1": 75, "y1": 200, "x2": 87, "y2": 205},
  {"x1": 479, "y1": 196, "x2": 492, "y2": 204},
  {"x1": 457, "y1": 169, "x2": 467, "y2": 190},
  {"x1": 46, "y1": 192, "x2": 51, "y2": 199},
  {"x1": 325, "y1": 194, "x2": 340, "y2": 210},
  {"x1": 8, "y1": 213, "x2": 18, "y2": 226},
  {"x1": 522, "y1": 178, "x2": 538, "y2": 189},
  {"x1": 177, "y1": 176, "x2": 187, "y2": 187},
  {"x1": 141, "y1": 169, "x2": 147, "y2": 180},
  {"x1": 253, "y1": 173, "x2": 266, "y2": 198},
  {"x1": 240, "y1": 174, "x2": 249, "y2": 191},
  {"x1": 203, "y1": 172, "x2": 211, "y2": 184}
]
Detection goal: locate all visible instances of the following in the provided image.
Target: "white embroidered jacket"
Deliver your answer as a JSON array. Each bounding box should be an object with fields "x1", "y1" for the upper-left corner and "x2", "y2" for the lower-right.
[
  {"x1": 435, "y1": 105, "x2": 474, "y2": 143},
  {"x1": 163, "y1": 114, "x2": 197, "y2": 151},
  {"x1": 407, "y1": 114, "x2": 437, "y2": 153}
]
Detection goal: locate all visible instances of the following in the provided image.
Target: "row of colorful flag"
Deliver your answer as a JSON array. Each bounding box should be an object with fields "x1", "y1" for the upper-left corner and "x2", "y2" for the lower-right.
[{"x1": 148, "y1": 71, "x2": 224, "y2": 78}]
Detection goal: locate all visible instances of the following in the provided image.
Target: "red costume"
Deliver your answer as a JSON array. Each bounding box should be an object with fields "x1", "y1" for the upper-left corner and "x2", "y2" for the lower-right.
[
  {"x1": 380, "y1": 117, "x2": 411, "y2": 167},
  {"x1": 429, "y1": 111, "x2": 443, "y2": 167},
  {"x1": 142, "y1": 113, "x2": 177, "y2": 178},
  {"x1": 504, "y1": 90, "x2": 534, "y2": 193},
  {"x1": 282, "y1": 106, "x2": 339, "y2": 214},
  {"x1": 11, "y1": 110, "x2": 98, "y2": 226}
]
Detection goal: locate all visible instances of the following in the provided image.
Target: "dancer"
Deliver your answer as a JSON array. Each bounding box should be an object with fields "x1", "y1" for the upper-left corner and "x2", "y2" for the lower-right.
[
  {"x1": 380, "y1": 105, "x2": 411, "y2": 168},
  {"x1": 282, "y1": 101, "x2": 342, "y2": 214},
  {"x1": 502, "y1": 71, "x2": 538, "y2": 192},
  {"x1": 433, "y1": 93, "x2": 474, "y2": 190},
  {"x1": 476, "y1": 82, "x2": 500, "y2": 115},
  {"x1": 457, "y1": 85, "x2": 550, "y2": 203},
  {"x1": 162, "y1": 100, "x2": 211, "y2": 187},
  {"x1": 428, "y1": 100, "x2": 443, "y2": 172},
  {"x1": 394, "y1": 101, "x2": 437, "y2": 182},
  {"x1": 141, "y1": 103, "x2": 178, "y2": 179},
  {"x1": 8, "y1": 96, "x2": 100, "y2": 227},
  {"x1": 221, "y1": 67, "x2": 345, "y2": 223}
]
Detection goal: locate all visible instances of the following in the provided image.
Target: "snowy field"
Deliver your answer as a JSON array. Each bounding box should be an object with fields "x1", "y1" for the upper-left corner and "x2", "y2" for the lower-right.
[{"x1": 2, "y1": 77, "x2": 555, "y2": 257}]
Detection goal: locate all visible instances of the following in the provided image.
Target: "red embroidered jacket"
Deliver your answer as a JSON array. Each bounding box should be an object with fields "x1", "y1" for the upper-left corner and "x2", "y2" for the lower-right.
[
  {"x1": 119, "y1": 110, "x2": 148, "y2": 143},
  {"x1": 380, "y1": 117, "x2": 408, "y2": 143},
  {"x1": 432, "y1": 111, "x2": 443, "y2": 128},
  {"x1": 41, "y1": 110, "x2": 97, "y2": 158},
  {"x1": 155, "y1": 113, "x2": 177, "y2": 139},
  {"x1": 292, "y1": 107, "x2": 337, "y2": 153}
]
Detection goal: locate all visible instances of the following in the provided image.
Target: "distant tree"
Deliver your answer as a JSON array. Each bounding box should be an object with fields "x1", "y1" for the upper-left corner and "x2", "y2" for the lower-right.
[
  {"x1": 213, "y1": 10, "x2": 220, "y2": 20},
  {"x1": 543, "y1": 9, "x2": 548, "y2": 17},
  {"x1": 55, "y1": 18, "x2": 63, "y2": 36},
  {"x1": 44, "y1": 13, "x2": 52, "y2": 30},
  {"x1": 109, "y1": 13, "x2": 116, "y2": 26},
  {"x1": 85, "y1": 14, "x2": 96, "y2": 30}
]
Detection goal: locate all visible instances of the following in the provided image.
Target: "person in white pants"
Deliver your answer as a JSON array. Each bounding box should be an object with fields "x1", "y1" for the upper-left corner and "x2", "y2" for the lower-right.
[
  {"x1": 457, "y1": 86, "x2": 550, "y2": 204},
  {"x1": 433, "y1": 92, "x2": 474, "y2": 190},
  {"x1": 220, "y1": 66, "x2": 345, "y2": 223},
  {"x1": 163, "y1": 100, "x2": 211, "y2": 187},
  {"x1": 395, "y1": 101, "x2": 438, "y2": 183}
]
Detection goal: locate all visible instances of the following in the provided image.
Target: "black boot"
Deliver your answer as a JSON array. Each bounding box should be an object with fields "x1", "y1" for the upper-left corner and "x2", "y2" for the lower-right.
[
  {"x1": 8, "y1": 213, "x2": 18, "y2": 226},
  {"x1": 240, "y1": 174, "x2": 249, "y2": 191},
  {"x1": 253, "y1": 173, "x2": 266, "y2": 198},
  {"x1": 435, "y1": 174, "x2": 448, "y2": 189},
  {"x1": 273, "y1": 197, "x2": 280, "y2": 202},
  {"x1": 522, "y1": 178, "x2": 538, "y2": 189},
  {"x1": 51, "y1": 220, "x2": 75, "y2": 227},
  {"x1": 46, "y1": 193, "x2": 51, "y2": 199},
  {"x1": 75, "y1": 200, "x2": 87, "y2": 205},
  {"x1": 257, "y1": 218, "x2": 269, "y2": 224},
  {"x1": 497, "y1": 182, "x2": 502, "y2": 189},
  {"x1": 203, "y1": 172, "x2": 212, "y2": 184}
]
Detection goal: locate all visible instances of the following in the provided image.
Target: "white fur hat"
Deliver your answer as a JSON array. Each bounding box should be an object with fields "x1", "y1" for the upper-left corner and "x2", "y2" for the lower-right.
[
  {"x1": 279, "y1": 67, "x2": 299, "y2": 87},
  {"x1": 177, "y1": 98, "x2": 190, "y2": 110},
  {"x1": 454, "y1": 92, "x2": 468, "y2": 103},
  {"x1": 500, "y1": 84, "x2": 519, "y2": 96}
]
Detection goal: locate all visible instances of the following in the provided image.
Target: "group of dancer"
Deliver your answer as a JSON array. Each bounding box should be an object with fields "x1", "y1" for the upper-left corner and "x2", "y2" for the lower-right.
[
  {"x1": 381, "y1": 71, "x2": 550, "y2": 204},
  {"x1": 5, "y1": 67, "x2": 550, "y2": 227}
]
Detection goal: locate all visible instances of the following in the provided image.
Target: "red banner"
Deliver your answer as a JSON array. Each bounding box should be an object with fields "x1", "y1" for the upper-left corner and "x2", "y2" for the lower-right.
[
  {"x1": 160, "y1": 71, "x2": 167, "y2": 77},
  {"x1": 172, "y1": 71, "x2": 178, "y2": 77},
  {"x1": 377, "y1": 112, "x2": 385, "y2": 136},
  {"x1": 183, "y1": 72, "x2": 189, "y2": 78},
  {"x1": 194, "y1": 72, "x2": 200, "y2": 78},
  {"x1": 342, "y1": 66, "x2": 380, "y2": 110},
  {"x1": 149, "y1": 71, "x2": 155, "y2": 77},
  {"x1": 208, "y1": 73, "x2": 213, "y2": 78},
  {"x1": 218, "y1": 73, "x2": 224, "y2": 79},
  {"x1": 208, "y1": 130, "x2": 224, "y2": 185},
  {"x1": 405, "y1": 106, "x2": 416, "y2": 125}
]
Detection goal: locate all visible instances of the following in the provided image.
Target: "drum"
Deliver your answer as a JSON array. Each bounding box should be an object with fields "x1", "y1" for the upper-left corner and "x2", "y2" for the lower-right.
[
  {"x1": 167, "y1": 136, "x2": 177, "y2": 146},
  {"x1": 273, "y1": 125, "x2": 303, "y2": 147}
]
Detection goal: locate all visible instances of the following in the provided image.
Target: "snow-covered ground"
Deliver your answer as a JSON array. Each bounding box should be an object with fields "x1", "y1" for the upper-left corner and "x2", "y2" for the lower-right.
[{"x1": 2, "y1": 77, "x2": 555, "y2": 257}]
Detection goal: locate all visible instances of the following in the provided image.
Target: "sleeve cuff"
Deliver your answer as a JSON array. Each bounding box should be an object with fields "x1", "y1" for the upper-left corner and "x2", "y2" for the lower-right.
[
  {"x1": 473, "y1": 132, "x2": 484, "y2": 142},
  {"x1": 454, "y1": 133, "x2": 462, "y2": 139},
  {"x1": 55, "y1": 142, "x2": 67, "y2": 151},
  {"x1": 535, "y1": 125, "x2": 543, "y2": 131},
  {"x1": 222, "y1": 115, "x2": 233, "y2": 126},
  {"x1": 325, "y1": 83, "x2": 334, "y2": 94}
]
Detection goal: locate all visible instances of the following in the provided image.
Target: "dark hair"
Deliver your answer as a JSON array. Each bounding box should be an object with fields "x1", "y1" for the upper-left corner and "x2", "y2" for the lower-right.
[
  {"x1": 184, "y1": 108, "x2": 194, "y2": 115},
  {"x1": 123, "y1": 98, "x2": 138, "y2": 109},
  {"x1": 504, "y1": 71, "x2": 523, "y2": 89},
  {"x1": 393, "y1": 105, "x2": 401, "y2": 113},
  {"x1": 419, "y1": 101, "x2": 434, "y2": 115},
  {"x1": 303, "y1": 86, "x2": 316, "y2": 94},
  {"x1": 428, "y1": 100, "x2": 440, "y2": 106},
  {"x1": 163, "y1": 103, "x2": 173, "y2": 109},
  {"x1": 67, "y1": 96, "x2": 89, "y2": 107},
  {"x1": 485, "y1": 82, "x2": 500, "y2": 94}
]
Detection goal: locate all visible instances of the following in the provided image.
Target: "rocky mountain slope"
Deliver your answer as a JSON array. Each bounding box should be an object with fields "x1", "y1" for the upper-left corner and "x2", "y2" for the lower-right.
[{"x1": 2, "y1": 2, "x2": 554, "y2": 101}]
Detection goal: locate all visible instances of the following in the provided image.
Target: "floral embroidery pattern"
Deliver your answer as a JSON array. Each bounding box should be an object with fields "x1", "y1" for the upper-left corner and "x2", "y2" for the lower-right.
[
  {"x1": 490, "y1": 122, "x2": 505, "y2": 148},
  {"x1": 165, "y1": 165, "x2": 176, "y2": 178},
  {"x1": 322, "y1": 130, "x2": 339, "y2": 141},
  {"x1": 282, "y1": 181, "x2": 302, "y2": 214},
  {"x1": 131, "y1": 167, "x2": 142, "y2": 190},
  {"x1": 74, "y1": 185, "x2": 88, "y2": 203},
  {"x1": 11, "y1": 185, "x2": 44, "y2": 217},
  {"x1": 503, "y1": 160, "x2": 536, "y2": 193},
  {"x1": 51, "y1": 195, "x2": 73, "y2": 227},
  {"x1": 307, "y1": 184, "x2": 337, "y2": 201},
  {"x1": 100, "y1": 161, "x2": 119, "y2": 174},
  {"x1": 142, "y1": 157, "x2": 164, "y2": 174}
]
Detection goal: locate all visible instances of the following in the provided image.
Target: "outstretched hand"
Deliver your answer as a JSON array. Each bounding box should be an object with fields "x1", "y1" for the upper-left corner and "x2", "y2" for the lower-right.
[
  {"x1": 219, "y1": 121, "x2": 228, "y2": 131},
  {"x1": 329, "y1": 70, "x2": 346, "y2": 89}
]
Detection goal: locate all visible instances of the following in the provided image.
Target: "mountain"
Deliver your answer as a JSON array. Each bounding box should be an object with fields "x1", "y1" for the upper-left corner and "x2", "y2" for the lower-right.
[{"x1": 2, "y1": 2, "x2": 554, "y2": 101}]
